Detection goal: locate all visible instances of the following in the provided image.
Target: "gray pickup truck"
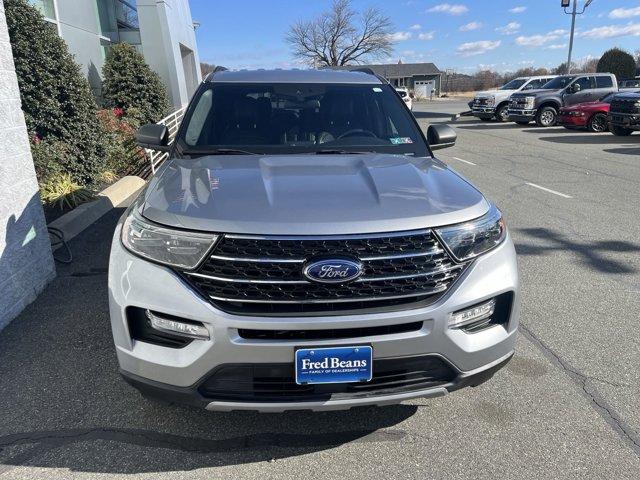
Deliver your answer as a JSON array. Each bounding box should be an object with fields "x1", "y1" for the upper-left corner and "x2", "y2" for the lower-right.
[{"x1": 508, "y1": 73, "x2": 618, "y2": 127}]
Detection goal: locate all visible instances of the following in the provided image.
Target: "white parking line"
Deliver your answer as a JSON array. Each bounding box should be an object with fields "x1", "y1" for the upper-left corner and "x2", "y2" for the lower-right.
[
  {"x1": 451, "y1": 157, "x2": 477, "y2": 166},
  {"x1": 525, "y1": 182, "x2": 573, "y2": 199}
]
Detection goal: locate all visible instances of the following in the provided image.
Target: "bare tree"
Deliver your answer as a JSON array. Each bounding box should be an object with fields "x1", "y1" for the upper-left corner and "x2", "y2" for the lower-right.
[{"x1": 286, "y1": 0, "x2": 393, "y2": 67}]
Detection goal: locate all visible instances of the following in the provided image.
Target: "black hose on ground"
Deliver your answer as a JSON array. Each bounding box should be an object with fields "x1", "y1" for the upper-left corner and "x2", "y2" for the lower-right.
[{"x1": 48, "y1": 226, "x2": 73, "y2": 264}]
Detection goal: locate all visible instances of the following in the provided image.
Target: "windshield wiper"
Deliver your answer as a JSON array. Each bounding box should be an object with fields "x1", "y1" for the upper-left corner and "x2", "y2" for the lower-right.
[
  {"x1": 314, "y1": 149, "x2": 376, "y2": 155},
  {"x1": 183, "y1": 148, "x2": 259, "y2": 155}
]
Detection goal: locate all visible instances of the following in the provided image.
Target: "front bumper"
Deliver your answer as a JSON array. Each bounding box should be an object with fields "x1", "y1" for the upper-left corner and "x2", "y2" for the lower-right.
[
  {"x1": 508, "y1": 109, "x2": 536, "y2": 122},
  {"x1": 609, "y1": 112, "x2": 640, "y2": 130},
  {"x1": 108, "y1": 225, "x2": 520, "y2": 411},
  {"x1": 558, "y1": 114, "x2": 587, "y2": 127},
  {"x1": 471, "y1": 106, "x2": 496, "y2": 119}
]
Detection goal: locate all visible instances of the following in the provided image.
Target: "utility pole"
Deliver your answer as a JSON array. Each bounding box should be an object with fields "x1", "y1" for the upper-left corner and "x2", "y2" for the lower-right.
[{"x1": 563, "y1": 0, "x2": 595, "y2": 74}]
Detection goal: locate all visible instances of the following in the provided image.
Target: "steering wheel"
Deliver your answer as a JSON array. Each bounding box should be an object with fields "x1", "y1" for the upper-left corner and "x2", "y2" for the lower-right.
[{"x1": 337, "y1": 129, "x2": 378, "y2": 140}]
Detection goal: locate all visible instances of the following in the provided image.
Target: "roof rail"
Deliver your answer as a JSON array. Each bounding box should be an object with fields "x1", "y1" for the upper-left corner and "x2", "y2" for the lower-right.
[
  {"x1": 349, "y1": 67, "x2": 388, "y2": 84},
  {"x1": 350, "y1": 67, "x2": 376, "y2": 76},
  {"x1": 204, "y1": 66, "x2": 228, "y2": 82}
]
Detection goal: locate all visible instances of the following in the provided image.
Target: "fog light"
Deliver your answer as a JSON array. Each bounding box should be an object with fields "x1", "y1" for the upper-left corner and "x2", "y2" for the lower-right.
[
  {"x1": 449, "y1": 299, "x2": 496, "y2": 330},
  {"x1": 145, "y1": 310, "x2": 210, "y2": 340}
]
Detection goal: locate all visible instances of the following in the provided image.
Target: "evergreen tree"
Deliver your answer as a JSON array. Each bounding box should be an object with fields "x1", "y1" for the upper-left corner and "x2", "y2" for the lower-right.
[
  {"x1": 5, "y1": 0, "x2": 105, "y2": 185},
  {"x1": 597, "y1": 48, "x2": 636, "y2": 81},
  {"x1": 102, "y1": 43, "x2": 171, "y2": 124}
]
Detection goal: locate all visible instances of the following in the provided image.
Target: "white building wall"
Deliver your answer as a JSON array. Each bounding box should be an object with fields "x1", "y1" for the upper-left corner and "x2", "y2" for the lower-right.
[
  {"x1": 55, "y1": 1, "x2": 107, "y2": 96},
  {"x1": 0, "y1": 1, "x2": 56, "y2": 331},
  {"x1": 137, "y1": 0, "x2": 202, "y2": 108}
]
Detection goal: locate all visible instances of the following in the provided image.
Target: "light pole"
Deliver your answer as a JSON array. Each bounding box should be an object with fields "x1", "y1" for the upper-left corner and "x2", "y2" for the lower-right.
[{"x1": 563, "y1": 0, "x2": 595, "y2": 74}]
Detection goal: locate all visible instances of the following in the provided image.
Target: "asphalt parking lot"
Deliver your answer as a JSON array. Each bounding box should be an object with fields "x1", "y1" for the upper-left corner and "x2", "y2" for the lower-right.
[{"x1": 1, "y1": 99, "x2": 639, "y2": 479}]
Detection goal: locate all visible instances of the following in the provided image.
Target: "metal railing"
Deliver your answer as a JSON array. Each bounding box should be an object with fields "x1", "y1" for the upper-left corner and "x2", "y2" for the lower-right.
[{"x1": 146, "y1": 106, "x2": 187, "y2": 174}]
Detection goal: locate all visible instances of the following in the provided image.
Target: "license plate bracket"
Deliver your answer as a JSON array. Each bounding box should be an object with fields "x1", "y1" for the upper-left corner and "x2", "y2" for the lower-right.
[{"x1": 295, "y1": 346, "x2": 373, "y2": 385}]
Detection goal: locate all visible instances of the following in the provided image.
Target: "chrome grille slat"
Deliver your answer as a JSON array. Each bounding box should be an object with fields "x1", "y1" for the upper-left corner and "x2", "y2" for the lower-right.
[
  {"x1": 186, "y1": 263, "x2": 462, "y2": 284},
  {"x1": 207, "y1": 285, "x2": 449, "y2": 304},
  {"x1": 180, "y1": 229, "x2": 465, "y2": 315},
  {"x1": 210, "y1": 254, "x2": 306, "y2": 263}
]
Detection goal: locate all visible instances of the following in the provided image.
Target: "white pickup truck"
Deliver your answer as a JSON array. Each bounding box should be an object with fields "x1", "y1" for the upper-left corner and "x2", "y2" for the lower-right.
[{"x1": 472, "y1": 75, "x2": 557, "y2": 122}]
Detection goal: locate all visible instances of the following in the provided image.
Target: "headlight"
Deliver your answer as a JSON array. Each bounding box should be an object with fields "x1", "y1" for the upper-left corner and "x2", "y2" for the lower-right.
[
  {"x1": 121, "y1": 205, "x2": 218, "y2": 269},
  {"x1": 486, "y1": 96, "x2": 495, "y2": 107},
  {"x1": 435, "y1": 205, "x2": 506, "y2": 262},
  {"x1": 524, "y1": 96, "x2": 535, "y2": 109}
]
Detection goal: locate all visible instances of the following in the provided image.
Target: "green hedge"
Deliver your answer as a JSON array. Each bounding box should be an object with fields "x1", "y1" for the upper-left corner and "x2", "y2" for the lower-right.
[{"x1": 5, "y1": 0, "x2": 105, "y2": 186}]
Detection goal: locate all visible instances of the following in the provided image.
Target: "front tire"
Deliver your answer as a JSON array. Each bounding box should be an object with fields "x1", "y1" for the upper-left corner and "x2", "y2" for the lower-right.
[
  {"x1": 610, "y1": 124, "x2": 634, "y2": 136},
  {"x1": 587, "y1": 113, "x2": 608, "y2": 133},
  {"x1": 495, "y1": 104, "x2": 509, "y2": 122},
  {"x1": 536, "y1": 106, "x2": 558, "y2": 127}
]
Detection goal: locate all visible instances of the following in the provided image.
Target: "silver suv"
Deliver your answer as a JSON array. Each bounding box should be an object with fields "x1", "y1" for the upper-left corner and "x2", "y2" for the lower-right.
[{"x1": 108, "y1": 69, "x2": 519, "y2": 412}]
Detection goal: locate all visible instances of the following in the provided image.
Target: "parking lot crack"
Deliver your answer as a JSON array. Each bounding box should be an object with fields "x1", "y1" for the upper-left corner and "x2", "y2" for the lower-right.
[{"x1": 520, "y1": 324, "x2": 640, "y2": 456}]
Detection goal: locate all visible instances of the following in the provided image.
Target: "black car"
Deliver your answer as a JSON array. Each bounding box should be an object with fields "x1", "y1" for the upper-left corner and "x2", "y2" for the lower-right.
[{"x1": 608, "y1": 91, "x2": 640, "y2": 136}]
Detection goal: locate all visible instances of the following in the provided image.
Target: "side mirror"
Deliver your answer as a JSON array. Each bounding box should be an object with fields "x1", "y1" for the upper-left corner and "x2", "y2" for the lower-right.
[
  {"x1": 569, "y1": 83, "x2": 581, "y2": 94},
  {"x1": 136, "y1": 124, "x2": 170, "y2": 151},
  {"x1": 427, "y1": 124, "x2": 457, "y2": 150}
]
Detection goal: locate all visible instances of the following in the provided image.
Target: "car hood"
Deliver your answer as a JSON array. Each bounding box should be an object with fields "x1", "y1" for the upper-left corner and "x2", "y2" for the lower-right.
[
  {"x1": 511, "y1": 88, "x2": 559, "y2": 98},
  {"x1": 475, "y1": 89, "x2": 514, "y2": 98},
  {"x1": 141, "y1": 154, "x2": 489, "y2": 235},
  {"x1": 562, "y1": 101, "x2": 608, "y2": 111}
]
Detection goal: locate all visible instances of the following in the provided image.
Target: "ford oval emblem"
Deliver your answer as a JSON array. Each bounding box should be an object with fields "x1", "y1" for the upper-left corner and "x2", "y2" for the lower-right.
[{"x1": 303, "y1": 258, "x2": 363, "y2": 284}]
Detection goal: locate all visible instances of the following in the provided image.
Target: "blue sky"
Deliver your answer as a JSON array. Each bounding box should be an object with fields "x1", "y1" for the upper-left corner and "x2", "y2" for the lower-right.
[{"x1": 190, "y1": 0, "x2": 640, "y2": 73}]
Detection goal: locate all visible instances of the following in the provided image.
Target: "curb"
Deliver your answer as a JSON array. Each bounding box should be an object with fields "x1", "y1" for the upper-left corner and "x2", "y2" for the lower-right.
[{"x1": 48, "y1": 175, "x2": 146, "y2": 250}]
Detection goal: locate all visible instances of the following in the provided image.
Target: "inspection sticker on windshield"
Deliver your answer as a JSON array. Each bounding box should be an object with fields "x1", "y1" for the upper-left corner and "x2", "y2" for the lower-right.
[
  {"x1": 372, "y1": 87, "x2": 383, "y2": 92},
  {"x1": 295, "y1": 346, "x2": 372, "y2": 385},
  {"x1": 390, "y1": 137, "x2": 413, "y2": 145}
]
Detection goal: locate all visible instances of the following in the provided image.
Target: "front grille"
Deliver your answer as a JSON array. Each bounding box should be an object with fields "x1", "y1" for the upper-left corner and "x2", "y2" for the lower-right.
[
  {"x1": 510, "y1": 97, "x2": 528, "y2": 109},
  {"x1": 238, "y1": 321, "x2": 423, "y2": 341},
  {"x1": 197, "y1": 356, "x2": 456, "y2": 402},
  {"x1": 180, "y1": 230, "x2": 465, "y2": 315},
  {"x1": 610, "y1": 98, "x2": 640, "y2": 115}
]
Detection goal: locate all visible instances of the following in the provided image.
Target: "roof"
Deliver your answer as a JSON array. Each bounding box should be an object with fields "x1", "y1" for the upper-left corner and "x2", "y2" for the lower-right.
[
  {"x1": 207, "y1": 69, "x2": 383, "y2": 84},
  {"x1": 331, "y1": 62, "x2": 441, "y2": 77}
]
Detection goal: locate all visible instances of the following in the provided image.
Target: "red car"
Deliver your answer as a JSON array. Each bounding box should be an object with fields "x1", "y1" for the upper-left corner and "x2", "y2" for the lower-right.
[{"x1": 558, "y1": 92, "x2": 618, "y2": 133}]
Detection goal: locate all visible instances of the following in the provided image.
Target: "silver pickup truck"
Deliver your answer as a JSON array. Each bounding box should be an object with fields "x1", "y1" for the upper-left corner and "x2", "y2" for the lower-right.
[{"x1": 472, "y1": 75, "x2": 557, "y2": 122}]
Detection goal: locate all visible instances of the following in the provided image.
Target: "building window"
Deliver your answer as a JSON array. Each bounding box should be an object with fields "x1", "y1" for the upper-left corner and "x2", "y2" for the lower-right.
[{"x1": 29, "y1": 0, "x2": 56, "y2": 20}]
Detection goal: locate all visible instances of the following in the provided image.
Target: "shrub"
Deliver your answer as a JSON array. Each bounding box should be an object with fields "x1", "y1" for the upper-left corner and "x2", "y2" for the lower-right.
[
  {"x1": 40, "y1": 173, "x2": 95, "y2": 210},
  {"x1": 597, "y1": 48, "x2": 637, "y2": 81},
  {"x1": 96, "y1": 108, "x2": 146, "y2": 177},
  {"x1": 5, "y1": 0, "x2": 106, "y2": 185},
  {"x1": 102, "y1": 43, "x2": 171, "y2": 124}
]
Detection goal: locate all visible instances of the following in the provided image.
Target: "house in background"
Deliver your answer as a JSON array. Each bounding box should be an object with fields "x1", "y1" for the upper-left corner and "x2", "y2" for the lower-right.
[
  {"x1": 333, "y1": 62, "x2": 443, "y2": 98},
  {"x1": 29, "y1": 0, "x2": 201, "y2": 108}
]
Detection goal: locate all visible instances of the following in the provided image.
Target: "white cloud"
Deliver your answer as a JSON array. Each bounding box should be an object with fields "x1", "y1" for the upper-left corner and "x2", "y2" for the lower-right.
[
  {"x1": 456, "y1": 40, "x2": 501, "y2": 57},
  {"x1": 389, "y1": 31, "x2": 413, "y2": 41},
  {"x1": 509, "y1": 6, "x2": 527, "y2": 14},
  {"x1": 609, "y1": 7, "x2": 640, "y2": 19},
  {"x1": 409, "y1": 24, "x2": 422, "y2": 30},
  {"x1": 427, "y1": 3, "x2": 469, "y2": 15},
  {"x1": 545, "y1": 43, "x2": 567, "y2": 50},
  {"x1": 515, "y1": 29, "x2": 567, "y2": 47},
  {"x1": 580, "y1": 23, "x2": 640, "y2": 39},
  {"x1": 495, "y1": 22, "x2": 521, "y2": 35},
  {"x1": 418, "y1": 31, "x2": 436, "y2": 40},
  {"x1": 460, "y1": 21, "x2": 482, "y2": 31}
]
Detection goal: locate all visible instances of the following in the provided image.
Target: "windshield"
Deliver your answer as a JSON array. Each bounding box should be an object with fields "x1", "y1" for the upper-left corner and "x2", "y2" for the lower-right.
[
  {"x1": 178, "y1": 83, "x2": 428, "y2": 156},
  {"x1": 541, "y1": 76, "x2": 576, "y2": 90},
  {"x1": 500, "y1": 79, "x2": 527, "y2": 90}
]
